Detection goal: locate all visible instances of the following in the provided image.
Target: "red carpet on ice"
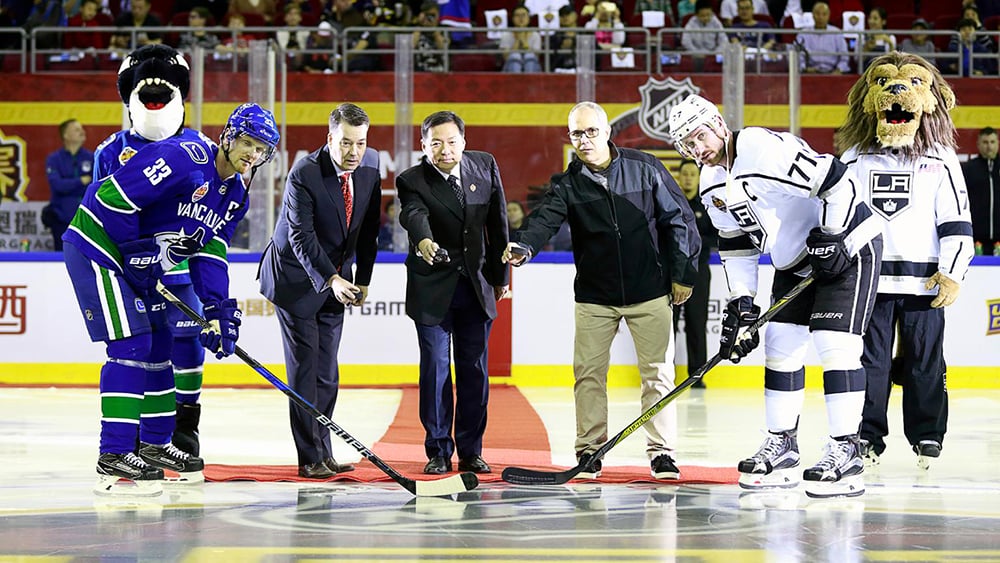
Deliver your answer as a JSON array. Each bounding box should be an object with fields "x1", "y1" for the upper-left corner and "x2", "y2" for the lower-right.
[{"x1": 203, "y1": 386, "x2": 738, "y2": 486}]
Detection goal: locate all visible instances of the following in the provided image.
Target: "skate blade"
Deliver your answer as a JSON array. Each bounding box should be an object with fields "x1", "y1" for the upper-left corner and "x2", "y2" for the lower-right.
[
  {"x1": 917, "y1": 456, "x2": 932, "y2": 471},
  {"x1": 738, "y1": 467, "x2": 800, "y2": 490},
  {"x1": 738, "y1": 490, "x2": 800, "y2": 510},
  {"x1": 93, "y1": 475, "x2": 163, "y2": 497},
  {"x1": 803, "y1": 474, "x2": 865, "y2": 499},
  {"x1": 162, "y1": 470, "x2": 205, "y2": 484}
]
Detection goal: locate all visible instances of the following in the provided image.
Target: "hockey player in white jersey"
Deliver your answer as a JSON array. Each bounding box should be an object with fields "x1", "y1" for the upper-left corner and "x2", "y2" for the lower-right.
[
  {"x1": 838, "y1": 52, "x2": 974, "y2": 470},
  {"x1": 668, "y1": 94, "x2": 883, "y2": 498}
]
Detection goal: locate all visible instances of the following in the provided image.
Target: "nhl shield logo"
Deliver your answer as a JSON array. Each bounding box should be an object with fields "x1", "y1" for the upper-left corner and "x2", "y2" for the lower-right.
[
  {"x1": 869, "y1": 171, "x2": 912, "y2": 220},
  {"x1": 638, "y1": 77, "x2": 700, "y2": 143}
]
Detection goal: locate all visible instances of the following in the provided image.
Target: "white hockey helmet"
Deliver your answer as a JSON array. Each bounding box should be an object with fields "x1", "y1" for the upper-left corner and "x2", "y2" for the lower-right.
[{"x1": 668, "y1": 95, "x2": 726, "y2": 160}]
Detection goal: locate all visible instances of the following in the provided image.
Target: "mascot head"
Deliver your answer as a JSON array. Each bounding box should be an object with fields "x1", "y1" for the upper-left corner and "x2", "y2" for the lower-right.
[
  {"x1": 117, "y1": 44, "x2": 190, "y2": 141},
  {"x1": 838, "y1": 51, "x2": 957, "y2": 158}
]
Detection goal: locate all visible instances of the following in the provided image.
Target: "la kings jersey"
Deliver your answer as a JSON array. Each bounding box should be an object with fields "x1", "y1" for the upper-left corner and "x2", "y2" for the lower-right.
[
  {"x1": 94, "y1": 128, "x2": 216, "y2": 285},
  {"x1": 64, "y1": 135, "x2": 246, "y2": 306},
  {"x1": 841, "y1": 145, "x2": 974, "y2": 295},
  {"x1": 700, "y1": 127, "x2": 881, "y2": 298}
]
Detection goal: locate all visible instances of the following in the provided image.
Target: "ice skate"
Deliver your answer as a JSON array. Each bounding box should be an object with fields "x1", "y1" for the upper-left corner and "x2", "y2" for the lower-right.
[
  {"x1": 94, "y1": 452, "x2": 164, "y2": 497},
  {"x1": 172, "y1": 402, "x2": 201, "y2": 457},
  {"x1": 913, "y1": 440, "x2": 941, "y2": 470},
  {"x1": 859, "y1": 439, "x2": 880, "y2": 470},
  {"x1": 738, "y1": 428, "x2": 801, "y2": 490},
  {"x1": 138, "y1": 441, "x2": 205, "y2": 484},
  {"x1": 802, "y1": 435, "x2": 865, "y2": 499}
]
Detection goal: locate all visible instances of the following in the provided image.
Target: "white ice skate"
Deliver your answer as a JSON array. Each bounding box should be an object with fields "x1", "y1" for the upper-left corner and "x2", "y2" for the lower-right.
[
  {"x1": 803, "y1": 435, "x2": 865, "y2": 499},
  {"x1": 860, "y1": 439, "x2": 880, "y2": 471},
  {"x1": 94, "y1": 452, "x2": 164, "y2": 497},
  {"x1": 913, "y1": 440, "x2": 941, "y2": 470},
  {"x1": 738, "y1": 428, "x2": 801, "y2": 490},
  {"x1": 138, "y1": 442, "x2": 205, "y2": 484}
]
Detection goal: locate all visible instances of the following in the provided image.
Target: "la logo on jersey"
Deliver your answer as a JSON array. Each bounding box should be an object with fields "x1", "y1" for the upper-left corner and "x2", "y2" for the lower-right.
[{"x1": 869, "y1": 171, "x2": 912, "y2": 220}]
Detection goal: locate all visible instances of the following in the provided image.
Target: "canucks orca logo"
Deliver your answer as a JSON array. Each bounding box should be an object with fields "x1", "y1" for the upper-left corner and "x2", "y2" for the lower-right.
[{"x1": 157, "y1": 227, "x2": 206, "y2": 268}]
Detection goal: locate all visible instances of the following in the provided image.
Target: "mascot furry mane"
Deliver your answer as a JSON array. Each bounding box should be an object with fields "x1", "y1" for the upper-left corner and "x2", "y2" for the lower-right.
[
  {"x1": 117, "y1": 44, "x2": 190, "y2": 141},
  {"x1": 837, "y1": 51, "x2": 957, "y2": 159}
]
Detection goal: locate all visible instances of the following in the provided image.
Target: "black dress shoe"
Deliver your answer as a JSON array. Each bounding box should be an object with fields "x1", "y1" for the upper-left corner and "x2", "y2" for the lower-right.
[
  {"x1": 324, "y1": 457, "x2": 355, "y2": 473},
  {"x1": 457, "y1": 455, "x2": 491, "y2": 473},
  {"x1": 423, "y1": 456, "x2": 452, "y2": 474},
  {"x1": 299, "y1": 462, "x2": 335, "y2": 479}
]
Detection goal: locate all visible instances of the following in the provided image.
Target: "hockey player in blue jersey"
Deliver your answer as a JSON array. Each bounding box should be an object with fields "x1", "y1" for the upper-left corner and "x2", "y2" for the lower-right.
[
  {"x1": 63, "y1": 102, "x2": 280, "y2": 496},
  {"x1": 94, "y1": 44, "x2": 214, "y2": 457}
]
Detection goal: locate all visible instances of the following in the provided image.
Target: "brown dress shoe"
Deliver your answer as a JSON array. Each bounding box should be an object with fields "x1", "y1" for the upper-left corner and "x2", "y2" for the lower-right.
[
  {"x1": 423, "y1": 456, "x2": 452, "y2": 474},
  {"x1": 324, "y1": 457, "x2": 355, "y2": 473},
  {"x1": 298, "y1": 461, "x2": 335, "y2": 479},
  {"x1": 457, "y1": 455, "x2": 491, "y2": 473}
]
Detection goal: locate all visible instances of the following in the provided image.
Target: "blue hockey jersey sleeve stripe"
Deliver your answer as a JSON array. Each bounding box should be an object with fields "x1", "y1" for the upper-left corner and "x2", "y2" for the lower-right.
[{"x1": 937, "y1": 221, "x2": 974, "y2": 238}]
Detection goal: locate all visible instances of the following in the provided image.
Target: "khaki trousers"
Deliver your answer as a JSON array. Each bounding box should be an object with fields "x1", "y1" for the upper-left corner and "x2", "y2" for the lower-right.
[{"x1": 573, "y1": 295, "x2": 677, "y2": 460}]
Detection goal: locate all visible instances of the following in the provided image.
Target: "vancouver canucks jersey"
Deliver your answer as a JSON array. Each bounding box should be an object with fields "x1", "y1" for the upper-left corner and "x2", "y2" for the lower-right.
[
  {"x1": 65, "y1": 135, "x2": 246, "y2": 306},
  {"x1": 94, "y1": 128, "x2": 215, "y2": 286},
  {"x1": 841, "y1": 145, "x2": 974, "y2": 295},
  {"x1": 699, "y1": 127, "x2": 881, "y2": 298}
]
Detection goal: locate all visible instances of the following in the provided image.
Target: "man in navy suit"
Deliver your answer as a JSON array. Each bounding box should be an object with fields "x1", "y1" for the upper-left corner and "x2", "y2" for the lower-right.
[
  {"x1": 258, "y1": 103, "x2": 382, "y2": 479},
  {"x1": 396, "y1": 110, "x2": 510, "y2": 475}
]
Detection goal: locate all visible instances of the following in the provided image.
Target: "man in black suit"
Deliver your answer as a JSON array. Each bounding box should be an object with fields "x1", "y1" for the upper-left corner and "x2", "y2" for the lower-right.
[
  {"x1": 258, "y1": 103, "x2": 382, "y2": 479},
  {"x1": 396, "y1": 111, "x2": 510, "y2": 475}
]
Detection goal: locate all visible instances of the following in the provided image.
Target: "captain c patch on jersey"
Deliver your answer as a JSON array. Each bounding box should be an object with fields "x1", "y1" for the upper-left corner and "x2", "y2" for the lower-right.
[{"x1": 868, "y1": 170, "x2": 912, "y2": 220}]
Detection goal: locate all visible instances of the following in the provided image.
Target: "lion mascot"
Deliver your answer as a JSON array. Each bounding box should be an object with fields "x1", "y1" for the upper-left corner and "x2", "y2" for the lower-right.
[
  {"x1": 837, "y1": 52, "x2": 975, "y2": 471},
  {"x1": 93, "y1": 44, "x2": 214, "y2": 459}
]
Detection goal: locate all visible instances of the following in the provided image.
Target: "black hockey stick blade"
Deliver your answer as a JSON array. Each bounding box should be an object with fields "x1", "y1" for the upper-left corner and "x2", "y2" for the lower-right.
[
  {"x1": 502, "y1": 275, "x2": 815, "y2": 486},
  {"x1": 156, "y1": 283, "x2": 478, "y2": 497}
]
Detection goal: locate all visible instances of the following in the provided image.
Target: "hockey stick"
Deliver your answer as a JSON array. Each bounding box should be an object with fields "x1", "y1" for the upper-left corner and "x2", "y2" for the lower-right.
[
  {"x1": 502, "y1": 274, "x2": 816, "y2": 486},
  {"x1": 156, "y1": 283, "x2": 478, "y2": 497}
]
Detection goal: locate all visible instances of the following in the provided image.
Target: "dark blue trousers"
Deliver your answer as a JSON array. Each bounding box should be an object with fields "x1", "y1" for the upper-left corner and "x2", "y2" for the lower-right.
[
  {"x1": 276, "y1": 301, "x2": 345, "y2": 466},
  {"x1": 415, "y1": 276, "x2": 493, "y2": 461},
  {"x1": 861, "y1": 294, "x2": 948, "y2": 455}
]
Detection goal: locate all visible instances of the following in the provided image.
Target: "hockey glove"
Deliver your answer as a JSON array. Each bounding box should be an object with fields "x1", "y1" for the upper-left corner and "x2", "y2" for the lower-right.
[
  {"x1": 118, "y1": 238, "x2": 164, "y2": 294},
  {"x1": 719, "y1": 296, "x2": 761, "y2": 363},
  {"x1": 806, "y1": 227, "x2": 853, "y2": 280},
  {"x1": 200, "y1": 299, "x2": 242, "y2": 359}
]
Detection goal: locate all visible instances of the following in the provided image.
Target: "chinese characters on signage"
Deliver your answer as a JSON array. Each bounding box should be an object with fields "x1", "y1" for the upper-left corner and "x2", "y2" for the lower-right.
[{"x1": 0, "y1": 285, "x2": 27, "y2": 335}]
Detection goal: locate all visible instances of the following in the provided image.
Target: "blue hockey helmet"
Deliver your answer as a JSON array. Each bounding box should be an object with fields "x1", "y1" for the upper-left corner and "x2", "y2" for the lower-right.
[{"x1": 221, "y1": 103, "x2": 280, "y2": 165}]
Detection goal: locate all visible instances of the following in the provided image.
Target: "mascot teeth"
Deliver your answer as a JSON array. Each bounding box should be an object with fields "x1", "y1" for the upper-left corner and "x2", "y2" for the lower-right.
[{"x1": 883, "y1": 104, "x2": 914, "y2": 125}]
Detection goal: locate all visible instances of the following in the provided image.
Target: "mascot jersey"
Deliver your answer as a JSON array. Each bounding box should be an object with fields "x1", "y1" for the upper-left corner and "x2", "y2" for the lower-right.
[
  {"x1": 93, "y1": 127, "x2": 215, "y2": 285},
  {"x1": 65, "y1": 135, "x2": 246, "y2": 306},
  {"x1": 699, "y1": 127, "x2": 882, "y2": 296},
  {"x1": 841, "y1": 146, "x2": 974, "y2": 295}
]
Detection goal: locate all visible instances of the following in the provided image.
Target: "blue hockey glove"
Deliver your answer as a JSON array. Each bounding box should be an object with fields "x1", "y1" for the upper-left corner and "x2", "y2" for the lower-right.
[
  {"x1": 118, "y1": 239, "x2": 164, "y2": 294},
  {"x1": 806, "y1": 227, "x2": 853, "y2": 279},
  {"x1": 719, "y1": 296, "x2": 761, "y2": 363},
  {"x1": 200, "y1": 299, "x2": 241, "y2": 359}
]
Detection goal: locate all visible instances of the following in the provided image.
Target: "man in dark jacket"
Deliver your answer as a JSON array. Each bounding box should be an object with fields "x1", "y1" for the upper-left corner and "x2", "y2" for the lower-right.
[
  {"x1": 962, "y1": 126, "x2": 1000, "y2": 253},
  {"x1": 397, "y1": 110, "x2": 510, "y2": 476},
  {"x1": 45, "y1": 118, "x2": 93, "y2": 251},
  {"x1": 504, "y1": 101, "x2": 701, "y2": 481},
  {"x1": 258, "y1": 103, "x2": 381, "y2": 479}
]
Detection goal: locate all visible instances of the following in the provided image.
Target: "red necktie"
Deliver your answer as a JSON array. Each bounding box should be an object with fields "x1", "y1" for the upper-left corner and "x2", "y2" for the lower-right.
[{"x1": 341, "y1": 172, "x2": 352, "y2": 227}]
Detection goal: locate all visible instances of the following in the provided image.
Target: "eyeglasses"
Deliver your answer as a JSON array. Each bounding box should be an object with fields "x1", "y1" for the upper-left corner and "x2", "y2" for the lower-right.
[{"x1": 568, "y1": 127, "x2": 602, "y2": 142}]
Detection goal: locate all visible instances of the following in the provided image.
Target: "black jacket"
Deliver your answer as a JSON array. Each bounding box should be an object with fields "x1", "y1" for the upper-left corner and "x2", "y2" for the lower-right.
[
  {"x1": 397, "y1": 151, "x2": 510, "y2": 325},
  {"x1": 962, "y1": 155, "x2": 1000, "y2": 246},
  {"x1": 514, "y1": 144, "x2": 701, "y2": 306}
]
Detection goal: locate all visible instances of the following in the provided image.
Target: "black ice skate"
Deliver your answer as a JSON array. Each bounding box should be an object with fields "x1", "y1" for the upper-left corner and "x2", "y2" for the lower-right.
[
  {"x1": 738, "y1": 428, "x2": 800, "y2": 490},
  {"x1": 172, "y1": 402, "x2": 201, "y2": 457},
  {"x1": 94, "y1": 452, "x2": 164, "y2": 496},
  {"x1": 803, "y1": 435, "x2": 865, "y2": 499},
  {"x1": 913, "y1": 440, "x2": 942, "y2": 470},
  {"x1": 138, "y1": 441, "x2": 205, "y2": 484}
]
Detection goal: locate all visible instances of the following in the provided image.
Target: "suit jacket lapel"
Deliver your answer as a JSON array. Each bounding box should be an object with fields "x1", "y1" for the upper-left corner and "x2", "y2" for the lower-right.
[
  {"x1": 319, "y1": 145, "x2": 350, "y2": 234},
  {"x1": 423, "y1": 157, "x2": 463, "y2": 221}
]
